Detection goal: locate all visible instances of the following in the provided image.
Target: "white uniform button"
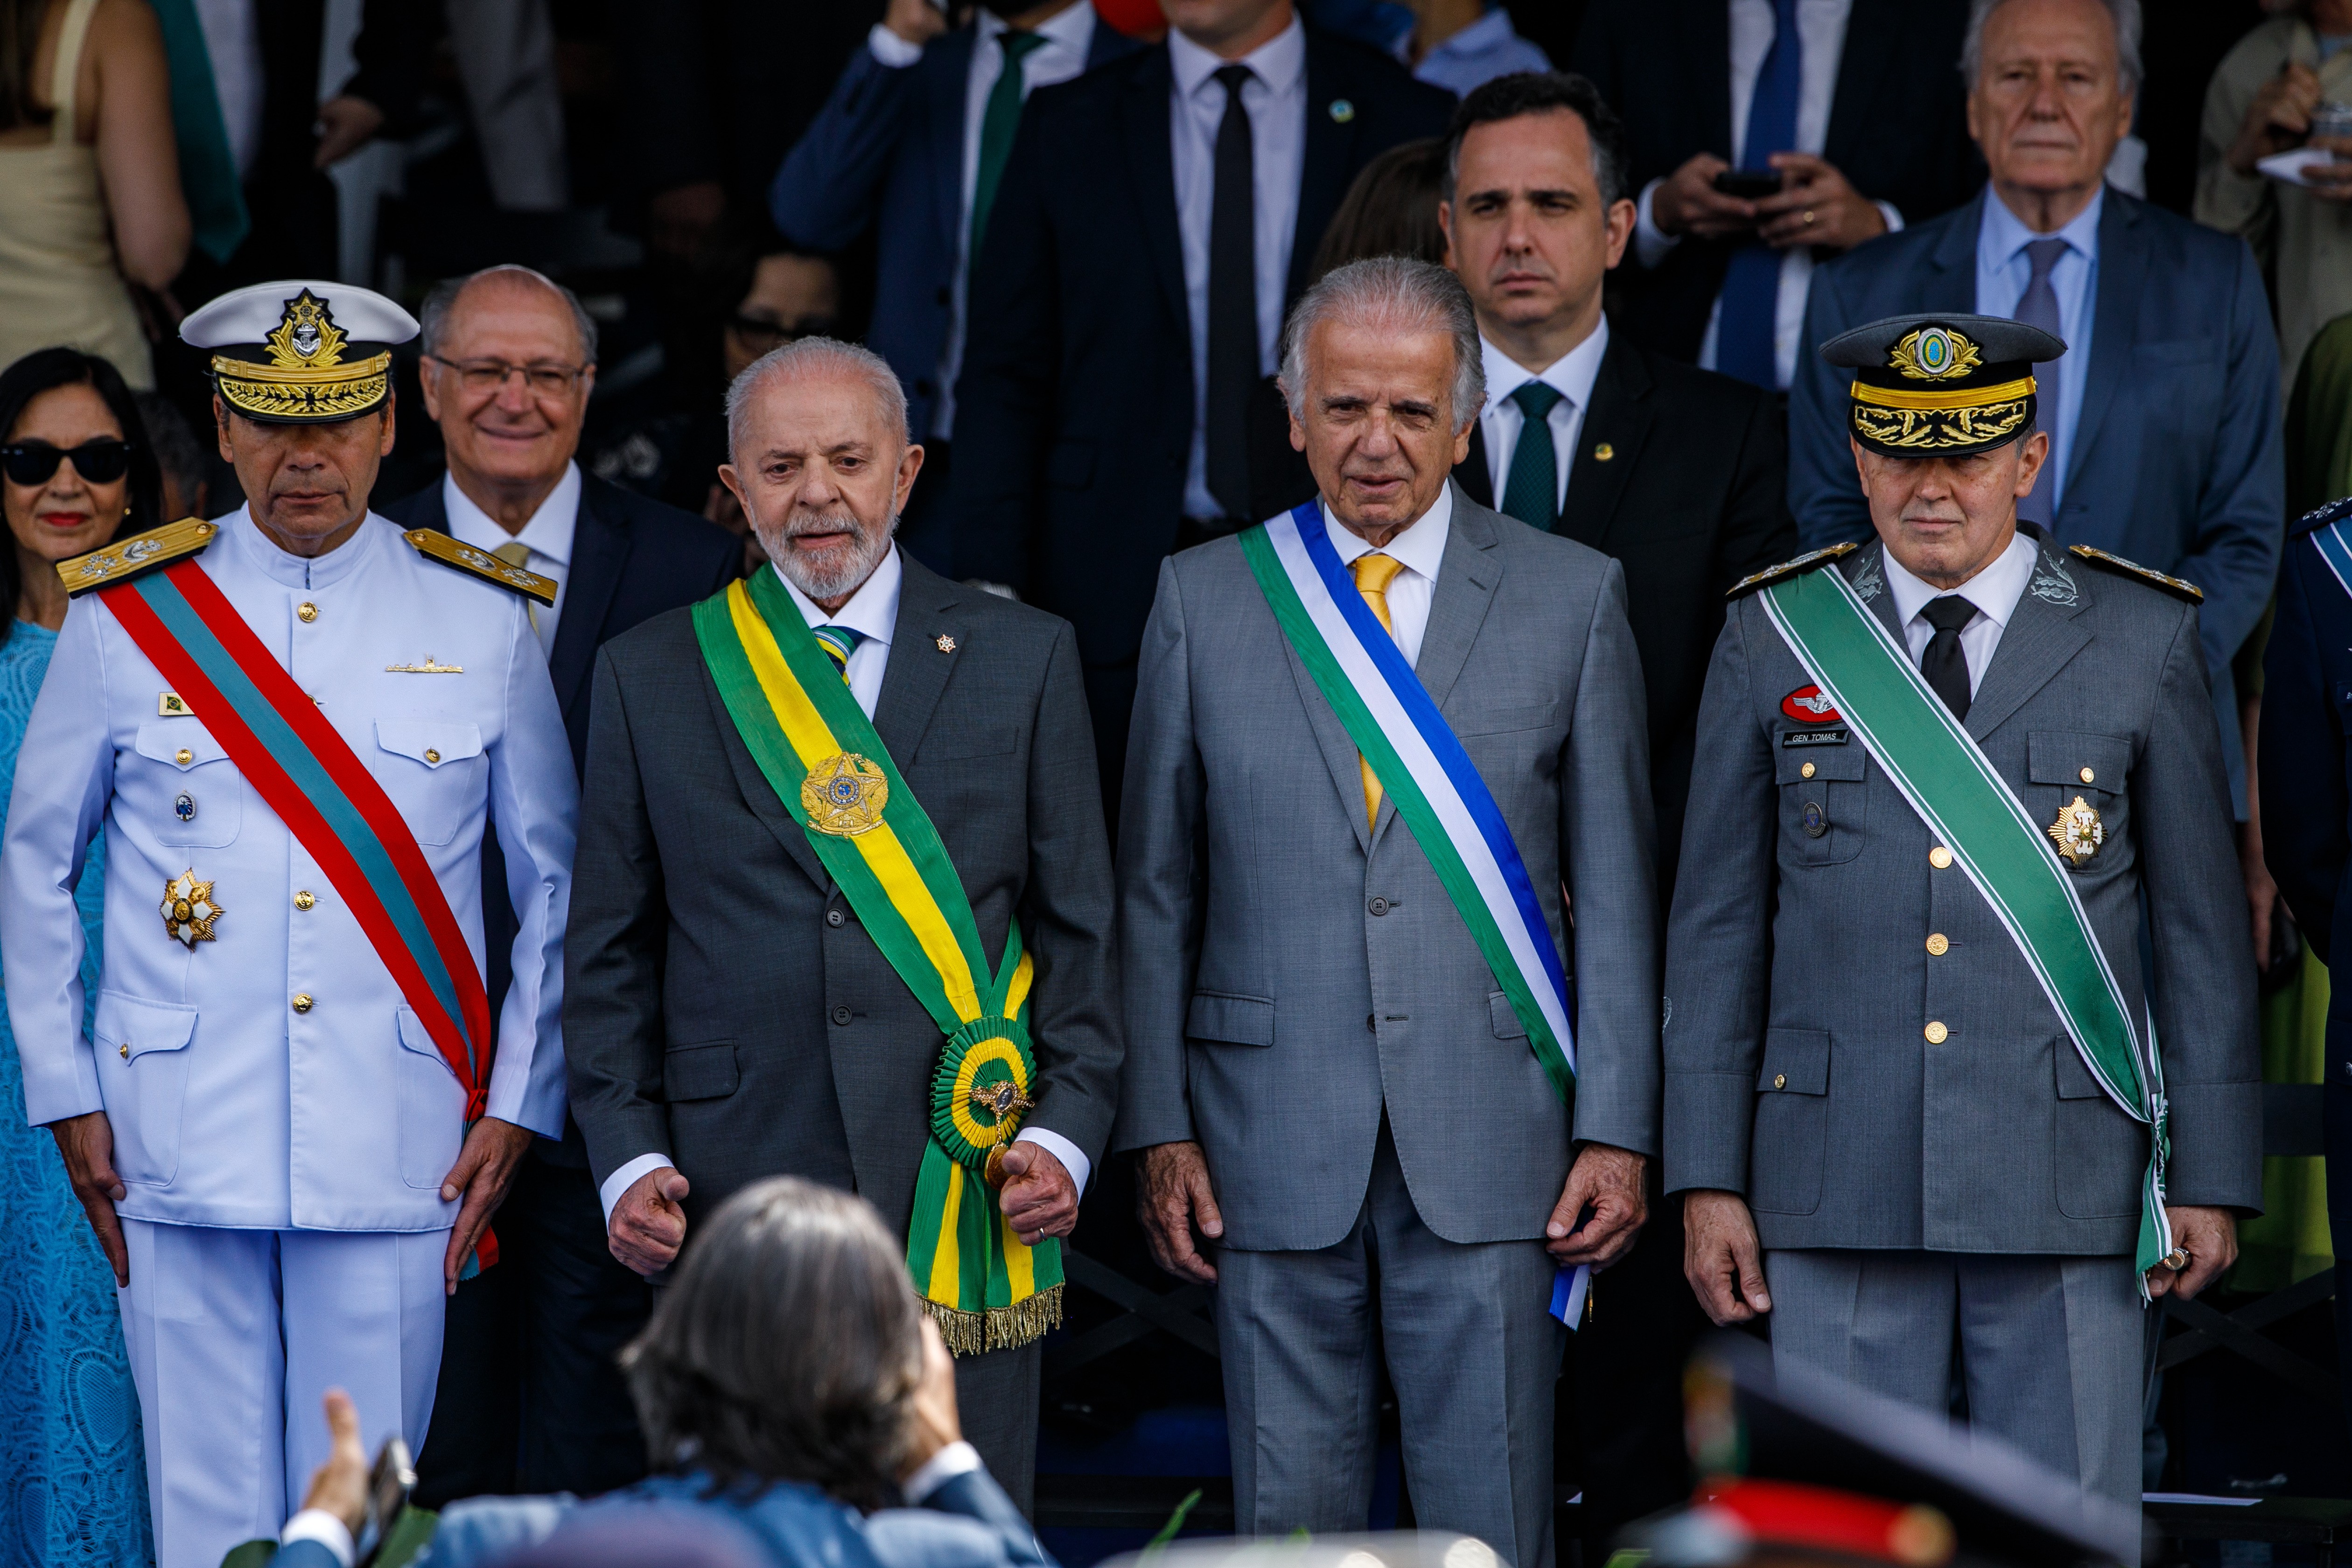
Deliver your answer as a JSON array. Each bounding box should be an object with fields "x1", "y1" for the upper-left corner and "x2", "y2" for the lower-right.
[
  {"x1": 294, "y1": 891, "x2": 316, "y2": 911},
  {"x1": 292, "y1": 993, "x2": 314, "y2": 1014}
]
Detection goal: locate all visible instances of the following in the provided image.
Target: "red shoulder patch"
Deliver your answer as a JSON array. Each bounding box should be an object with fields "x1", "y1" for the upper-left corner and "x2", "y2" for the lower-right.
[{"x1": 1782, "y1": 685, "x2": 1841, "y2": 724}]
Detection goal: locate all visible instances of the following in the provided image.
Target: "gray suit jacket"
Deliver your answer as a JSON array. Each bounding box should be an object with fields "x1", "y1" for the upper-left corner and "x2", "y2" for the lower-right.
[
  {"x1": 1114, "y1": 489, "x2": 1660, "y2": 1252},
  {"x1": 563, "y1": 553, "x2": 1120, "y2": 1240},
  {"x1": 1662, "y1": 535, "x2": 2262, "y2": 1255}
]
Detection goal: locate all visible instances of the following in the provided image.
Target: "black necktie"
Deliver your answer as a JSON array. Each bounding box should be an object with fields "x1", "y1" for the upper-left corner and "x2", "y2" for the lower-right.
[
  {"x1": 1918, "y1": 595, "x2": 1977, "y2": 721},
  {"x1": 1206, "y1": 63, "x2": 1258, "y2": 522}
]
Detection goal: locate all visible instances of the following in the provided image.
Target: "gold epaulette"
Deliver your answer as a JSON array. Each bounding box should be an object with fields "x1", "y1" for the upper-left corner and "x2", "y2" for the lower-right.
[
  {"x1": 57, "y1": 517, "x2": 219, "y2": 597},
  {"x1": 1726, "y1": 541, "x2": 1858, "y2": 600},
  {"x1": 403, "y1": 528, "x2": 558, "y2": 607},
  {"x1": 2068, "y1": 544, "x2": 2203, "y2": 604}
]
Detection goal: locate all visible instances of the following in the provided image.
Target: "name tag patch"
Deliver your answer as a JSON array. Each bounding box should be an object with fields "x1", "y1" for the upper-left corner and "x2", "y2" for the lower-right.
[{"x1": 1782, "y1": 728, "x2": 1850, "y2": 747}]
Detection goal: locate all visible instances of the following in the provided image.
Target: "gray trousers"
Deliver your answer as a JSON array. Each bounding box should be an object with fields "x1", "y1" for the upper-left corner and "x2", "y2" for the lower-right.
[
  {"x1": 1216, "y1": 1126, "x2": 1563, "y2": 1568},
  {"x1": 955, "y1": 1338, "x2": 1042, "y2": 1515},
  {"x1": 1765, "y1": 1250, "x2": 2147, "y2": 1508}
]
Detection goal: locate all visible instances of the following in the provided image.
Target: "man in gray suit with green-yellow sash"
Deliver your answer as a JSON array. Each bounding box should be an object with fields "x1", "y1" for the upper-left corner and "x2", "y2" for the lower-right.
[{"x1": 1666, "y1": 313, "x2": 2261, "y2": 1508}]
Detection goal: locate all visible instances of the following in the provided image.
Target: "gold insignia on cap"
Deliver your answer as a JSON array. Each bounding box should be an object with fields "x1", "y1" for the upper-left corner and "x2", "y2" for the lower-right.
[
  {"x1": 2047, "y1": 796, "x2": 2104, "y2": 867},
  {"x1": 211, "y1": 290, "x2": 393, "y2": 422},
  {"x1": 265, "y1": 291, "x2": 349, "y2": 368},
  {"x1": 802, "y1": 752, "x2": 889, "y2": 836},
  {"x1": 1888, "y1": 326, "x2": 1982, "y2": 381},
  {"x1": 161, "y1": 868, "x2": 224, "y2": 946},
  {"x1": 57, "y1": 518, "x2": 218, "y2": 597}
]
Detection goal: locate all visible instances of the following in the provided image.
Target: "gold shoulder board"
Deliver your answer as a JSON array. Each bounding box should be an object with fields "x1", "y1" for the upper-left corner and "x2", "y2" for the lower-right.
[
  {"x1": 1726, "y1": 541, "x2": 1858, "y2": 601},
  {"x1": 2067, "y1": 544, "x2": 2204, "y2": 604},
  {"x1": 403, "y1": 529, "x2": 558, "y2": 608},
  {"x1": 57, "y1": 517, "x2": 219, "y2": 598}
]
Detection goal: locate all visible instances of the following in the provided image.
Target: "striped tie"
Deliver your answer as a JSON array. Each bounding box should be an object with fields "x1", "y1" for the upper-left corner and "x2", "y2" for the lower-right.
[
  {"x1": 812, "y1": 623, "x2": 865, "y2": 685},
  {"x1": 1351, "y1": 552, "x2": 1405, "y2": 831}
]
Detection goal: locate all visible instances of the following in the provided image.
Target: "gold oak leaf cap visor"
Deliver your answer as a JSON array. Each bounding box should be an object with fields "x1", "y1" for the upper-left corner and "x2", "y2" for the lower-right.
[
  {"x1": 1820, "y1": 312, "x2": 2065, "y2": 460},
  {"x1": 182, "y1": 280, "x2": 419, "y2": 425}
]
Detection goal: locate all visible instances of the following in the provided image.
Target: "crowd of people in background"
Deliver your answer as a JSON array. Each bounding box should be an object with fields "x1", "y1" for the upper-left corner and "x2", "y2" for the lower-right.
[{"x1": 3, "y1": 0, "x2": 2352, "y2": 1564}]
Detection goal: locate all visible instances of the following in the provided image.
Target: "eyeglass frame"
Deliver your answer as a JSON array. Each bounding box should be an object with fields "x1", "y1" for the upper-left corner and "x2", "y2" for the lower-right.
[{"x1": 422, "y1": 354, "x2": 594, "y2": 399}]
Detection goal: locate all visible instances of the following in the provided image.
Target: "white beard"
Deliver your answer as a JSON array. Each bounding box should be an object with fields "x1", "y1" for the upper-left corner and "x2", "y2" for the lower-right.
[{"x1": 757, "y1": 508, "x2": 898, "y2": 602}]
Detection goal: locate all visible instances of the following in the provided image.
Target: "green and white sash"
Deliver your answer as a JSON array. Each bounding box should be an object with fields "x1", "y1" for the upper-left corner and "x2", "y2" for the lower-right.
[{"x1": 1756, "y1": 559, "x2": 2175, "y2": 1292}]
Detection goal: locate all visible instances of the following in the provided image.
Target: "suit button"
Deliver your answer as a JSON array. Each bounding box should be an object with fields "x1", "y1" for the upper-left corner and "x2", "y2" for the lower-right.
[
  {"x1": 1924, "y1": 1021, "x2": 1947, "y2": 1044},
  {"x1": 1799, "y1": 761, "x2": 1816, "y2": 779},
  {"x1": 1367, "y1": 897, "x2": 1389, "y2": 916},
  {"x1": 832, "y1": 1005, "x2": 852, "y2": 1026},
  {"x1": 294, "y1": 891, "x2": 316, "y2": 911},
  {"x1": 1928, "y1": 846, "x2": 1953, "y2": 869},
  {"x1": 1773, "y1": 1074, "x2": 1786, "y2": 1090},
  {"x1": 1925, "y1": 932, "x2": 1948, "y2": 956},
  {"x1": 826, "y1": 908, "x2": 846, "y2": 927},
  {"x1": 2080, "y1": 767, "x2": 2095, "y2": 784},
  {"x1": 425, "y1": 748, "x2": 441, "y2": 764},
  {"x1": 292, "y1": 994, "x2": 314, "y2": 1014},
  {"x1": 175, "y1": 748, "x2": 193, "y2": 765},
  {"x1": 297, "y1": 602, "x2": 318, "y2": 623}
]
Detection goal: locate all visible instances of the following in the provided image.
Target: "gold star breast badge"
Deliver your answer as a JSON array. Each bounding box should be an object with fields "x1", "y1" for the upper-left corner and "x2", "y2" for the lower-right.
[
  {"x1": 801, "y1": 752, "x2": 889, "y2": 837},
  {"x1": 2046, "y1": 796, "x2": 2105, "y2": 867},
  {"x1": 161, "y1": 869, "x2": 224, "y2": 945}
]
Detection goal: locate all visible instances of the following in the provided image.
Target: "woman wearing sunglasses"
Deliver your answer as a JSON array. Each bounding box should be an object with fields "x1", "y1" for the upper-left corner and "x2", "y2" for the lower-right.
[{"x1": 0, "y1": 343, "x2": 160, "y2": 1565}]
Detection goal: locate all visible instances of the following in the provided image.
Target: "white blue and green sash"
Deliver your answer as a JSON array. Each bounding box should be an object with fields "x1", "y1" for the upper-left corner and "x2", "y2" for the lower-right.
[
  {"x1": 1241, "y1": 502, "x2": 1589, "y2": 1326},
  {"x1": 1756, "y1": 559, "x2": 2175, "y2": 1292},
  {"x1": 2310, "y1": 517, "x2": 2352, "y2": 602}
]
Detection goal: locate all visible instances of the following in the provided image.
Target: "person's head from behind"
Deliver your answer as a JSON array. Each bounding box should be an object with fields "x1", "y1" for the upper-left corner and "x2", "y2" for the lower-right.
[
  {"x1": 622, "y1": 1178, "x2": 930, "y2": 1511},
  {"x1": 1159, "y1": 0, "x2": 1292, "y2": 55},
  {"x1": 724, "y1": 251, "x2": 843, "y2": 383},
  {"x1": 1962, "y1": 0, "x2": 2138, "y2": 208},
  {"x1": 417, "y1": 265, "x2": 600, "y2": 504},
  {"x1": 137, "y1": 392, "x2": 210, "y2": 521},
  {"x1": 720, "y1": 338, "x2": 919, "y2": 608},
  {"x1": 0, "y1": 349, "x2": 159, "y2": 618},
  {"x1": 1312, "y1": 139, "x2": 1449, "y2": 283},
  {"x1": 1279, "y1": 257, "x2": 1483, "y2": 538},
  {"x1": 1441, "y1": 73, "x2": 1636, "y2": 353}
]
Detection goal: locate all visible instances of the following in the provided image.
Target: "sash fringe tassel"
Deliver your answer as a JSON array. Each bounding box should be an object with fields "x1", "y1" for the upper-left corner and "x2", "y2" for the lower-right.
[{"x1": 925, "y1": 1285, "x2": 1064, "y2": 1357}]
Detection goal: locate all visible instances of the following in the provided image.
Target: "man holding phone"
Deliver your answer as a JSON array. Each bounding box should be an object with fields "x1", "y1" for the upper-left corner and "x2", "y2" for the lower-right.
[{"x1": 1574, "y1": 0, "x2": 1982, "y2": 389}]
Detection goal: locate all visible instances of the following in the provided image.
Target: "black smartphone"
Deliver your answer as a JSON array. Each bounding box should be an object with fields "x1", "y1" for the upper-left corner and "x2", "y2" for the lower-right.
[
  {"x1": 1712, "y1": 168, "x2": 1784, "y2": 199},
  {"x1": 358, "y1": 1435, "x2": 416, "y2": 1564}
]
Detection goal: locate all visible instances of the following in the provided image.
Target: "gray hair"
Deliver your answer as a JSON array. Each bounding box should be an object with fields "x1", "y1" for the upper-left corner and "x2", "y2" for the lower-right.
[
  {"x1": 417, "y1": 264, "x2": 600, "y2": 364},
  {"x1": 1280, "y1": 256, "x2": 1484, "y2": 426},
  {"x1": 724, "y1": 337, "x2": 910, "y2": 465},
  {"x1": 1961, "y1": 0, "x2": 2142, "y2": 91}
]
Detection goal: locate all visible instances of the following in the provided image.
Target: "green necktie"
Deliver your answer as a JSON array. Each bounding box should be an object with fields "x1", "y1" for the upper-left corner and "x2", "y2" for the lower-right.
[
  {"x1": 1499, "y1": 381, "x2": 1565, "y2": 531},
  {"x1": 970, "y1": 30, "x2": 1048, "y2": 261},
  {"x1": 812, "y1": 623, "x2": 866, "y2": 685}
]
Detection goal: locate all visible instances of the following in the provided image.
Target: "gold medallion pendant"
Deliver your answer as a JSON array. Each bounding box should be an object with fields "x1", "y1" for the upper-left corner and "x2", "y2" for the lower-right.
[
  {"x1": 161, "y1": 869, "x2": 224, "y2": 945},
  {"x1": 801, "y1": 752, "x2": 889, "y2": 837},
  {"x1": 2046, "y1": 796, "x2": 2105, "y2": 867}
]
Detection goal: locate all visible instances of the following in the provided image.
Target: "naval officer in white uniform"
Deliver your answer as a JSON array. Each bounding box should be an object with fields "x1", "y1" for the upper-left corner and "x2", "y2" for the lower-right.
[{"x1": 0, "y1": 280, "x2": 577, "y2": 1568}]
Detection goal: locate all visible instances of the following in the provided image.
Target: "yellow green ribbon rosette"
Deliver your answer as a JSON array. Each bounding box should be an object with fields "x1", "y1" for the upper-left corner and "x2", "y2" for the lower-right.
[{"x1": 693, "y1": 572, "x2": 1063, "y2": 1352}]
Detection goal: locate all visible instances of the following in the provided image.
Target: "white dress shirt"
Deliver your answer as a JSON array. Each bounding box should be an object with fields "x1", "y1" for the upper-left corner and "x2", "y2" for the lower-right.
[
  {"x1": 1318, "y1": 484, "x2": 1453, "y2": 665},
  {"x1": 597, "y1": 546, "x2": 1092, "y2": 1221},
  {"x1": 1975, "y1": 187, "x2": 2102, "y2": 517},
  {"x1": 1882, "y1": 531, "x2": 2039, "y2": 695},
  {"x1": 1478, "y1": 318, "x2": 1609, "y2": 516},
  {"x1": 1169, "y1": 15, "x2": 1309, "y2": 519},
  {"x1": 441, "y1": 461, "x2": 582, "y2": 656},
  {"x1": 869, "y1": 4, "x2": 1099, "y2": 440},
  {"x1": 193, "y1": 0, "x2": 265, "y2": 178},
  {"x1": 1633, "y1": 0, "x2": 1904, "y2": 390}
]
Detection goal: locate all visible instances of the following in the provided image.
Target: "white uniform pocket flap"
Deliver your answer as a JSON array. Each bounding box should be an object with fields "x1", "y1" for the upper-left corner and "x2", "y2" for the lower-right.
[
  {"x1": 396, "y1": 1007, "x2": 462, "y2": 1082},
  {"x1": 133, "y1": 722, "x2": 229, "y2": 771},
  {"x1": 93, "y1": 992, "x2": 197, "y2": 1060},
  {"x1": 376, "y1": 720, "x2": 484, "y2": 770}
]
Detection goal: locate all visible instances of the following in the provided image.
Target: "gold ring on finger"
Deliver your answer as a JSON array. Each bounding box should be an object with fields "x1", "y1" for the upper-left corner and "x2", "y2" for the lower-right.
[
  {"x1": 1803, "y1": 209, "x2": 1817, "y2": 226},
  {"x1": 2162, "y1": 1247, "x2": 2190, "y2": 1271}
]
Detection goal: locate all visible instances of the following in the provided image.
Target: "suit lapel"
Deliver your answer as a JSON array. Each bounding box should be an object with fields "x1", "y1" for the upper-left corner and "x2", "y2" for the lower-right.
[
  {"x1": 871, "y1": 555, "x2": 965, "y2": 770},
  {"x1": 549, "y1": 480, "x2": 627, "y2": 721},
  {"x1": 1561, "y1": 336, "x2": 1651, "y2": 551},
  {"x1": 1276, "y1": 599, "x2": 1379, "y2": 855},
  {"x1": 1124, "y1": 49, "x2": 1189, "y2": 340},
  {"x1": 1932, "y1": 190, "x2": 1985, "y2": 309},
  {"x1": 1455, "y1": 424, "x2": 1495, "y2": 508},
  {"x1": 1961, "y1": 541, "x2": 2092, "y2": 743},
  {"x1": 2065, "y1": 192, "x2": 2143, "y2": 499},
  {"x1": 1289, "y1": 35, "x2": 1355, "y2": 305},
  {"x1": 929, "y1": 29, "x2": 977, "y2": 261}
]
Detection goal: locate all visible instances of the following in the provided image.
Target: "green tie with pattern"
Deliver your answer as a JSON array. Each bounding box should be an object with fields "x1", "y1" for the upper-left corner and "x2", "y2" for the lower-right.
[
  {"x1": 812, "y1": 623, "x2": 866, "y2": 686},
  {"x1": 1499, "y1": 381, "x2": 1565, "y2": 532},
  {"x1": 970, "y1": 30, "x2": 1048, "y2": 261}
]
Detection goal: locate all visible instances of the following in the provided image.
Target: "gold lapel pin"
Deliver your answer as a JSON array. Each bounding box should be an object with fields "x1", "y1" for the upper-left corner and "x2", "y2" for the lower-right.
[
  {"x1": 1593, "y1": 443, "x2": 1615, "y2": 462},
  {"x1": 936, "y1": 634, "x2": 957, "y2": 653}
]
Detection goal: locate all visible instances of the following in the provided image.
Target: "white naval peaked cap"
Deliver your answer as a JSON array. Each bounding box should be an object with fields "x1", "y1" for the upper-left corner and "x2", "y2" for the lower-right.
[
  {"x1": 180, "y1": 279, "x2": 419, "y2": 350},
  {"x1": 182, "y1": 280, "x2": 418, "y2": 424}
]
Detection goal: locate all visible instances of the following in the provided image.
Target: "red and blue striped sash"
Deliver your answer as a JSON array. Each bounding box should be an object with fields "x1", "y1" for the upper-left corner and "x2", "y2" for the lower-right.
[{"x1": 101, "y1": 559, "x2": 493, "y2": 1121}]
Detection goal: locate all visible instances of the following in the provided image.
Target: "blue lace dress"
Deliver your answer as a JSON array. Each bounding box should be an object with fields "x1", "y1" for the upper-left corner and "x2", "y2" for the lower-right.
[{"x1": 0, "y1": 619, "x2": 152, "y2": 1564}]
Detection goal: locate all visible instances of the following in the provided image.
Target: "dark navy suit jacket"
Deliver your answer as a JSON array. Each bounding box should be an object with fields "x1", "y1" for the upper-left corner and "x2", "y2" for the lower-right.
[
  {"x1": 770, "y1": 19, "x2": 1141, "y2": 450},
  {"x1": 1789, "y1": 187, "x2": 2285, "y2": 811},
  {"x1": 2263, "y1": 498, "x2": 2352, "y2": 1036}
]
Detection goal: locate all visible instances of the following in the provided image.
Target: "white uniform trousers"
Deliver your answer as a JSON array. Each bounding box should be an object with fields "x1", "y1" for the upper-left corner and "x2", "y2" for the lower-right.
[{"x1": 117, "y1": 1220, "x2": 449, "y2": 1568}]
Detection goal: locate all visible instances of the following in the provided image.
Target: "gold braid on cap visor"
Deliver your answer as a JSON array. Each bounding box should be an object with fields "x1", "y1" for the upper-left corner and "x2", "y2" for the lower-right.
[
  {"x1": 1850, "y1": 373, "x2": 2035, "y2": 451},
  {"x1": 210, "y1": 351, "x2": 393, "y2": 421}
]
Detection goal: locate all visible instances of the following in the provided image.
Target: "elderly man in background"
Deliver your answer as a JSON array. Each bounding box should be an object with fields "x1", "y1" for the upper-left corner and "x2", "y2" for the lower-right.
[
  {"x1": 1117, "y1": 257, "x2": 1657, "y2": 1567},
  {"x1": 380, "y1": 263, "x2": 741, "y2": 1504},
  {"x1": 564, "y1": 338, "x2": 1120, "y2": 1510},
  {"x1": 1789, "y1": 0, "x2": 2283, "y2": 855}
]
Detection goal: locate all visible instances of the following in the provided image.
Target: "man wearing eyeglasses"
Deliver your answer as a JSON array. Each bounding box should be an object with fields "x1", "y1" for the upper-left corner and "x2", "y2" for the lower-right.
[{"x1": 378, "y1": 263, "x2": 741, "y2": 1506}]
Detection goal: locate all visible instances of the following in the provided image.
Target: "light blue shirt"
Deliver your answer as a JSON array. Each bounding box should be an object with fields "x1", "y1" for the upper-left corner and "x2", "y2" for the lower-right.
[
  {"x1": 1412, "y1": 7, "x2": 1551, "y2": 96},
  {"x1": 1975, "y1": 186, "x2": 2102, "y2": 514}
]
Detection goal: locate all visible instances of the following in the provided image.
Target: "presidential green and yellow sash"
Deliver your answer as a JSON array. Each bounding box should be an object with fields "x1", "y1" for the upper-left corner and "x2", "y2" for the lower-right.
[
  {"x1": 692, "y1": 570, "x2": 1062, "y2": 1352},
  {"x1": 1756, "y1": 560, "x2": 2175, "y2": 1294}
]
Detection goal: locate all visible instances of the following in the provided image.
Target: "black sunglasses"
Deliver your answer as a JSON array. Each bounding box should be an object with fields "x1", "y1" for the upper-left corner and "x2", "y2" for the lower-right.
[{"x1": 1, "y1": 439, "x2": 133, "y2": 487}]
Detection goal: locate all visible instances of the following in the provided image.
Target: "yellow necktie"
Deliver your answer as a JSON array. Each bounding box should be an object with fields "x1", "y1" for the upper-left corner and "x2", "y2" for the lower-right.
[
  {"x1": 1351, "y1": 552, "x2": 1405, "y2": 831},
  {"x1": 490, "y1": 540, "x2": 538, "y2": 634}
]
